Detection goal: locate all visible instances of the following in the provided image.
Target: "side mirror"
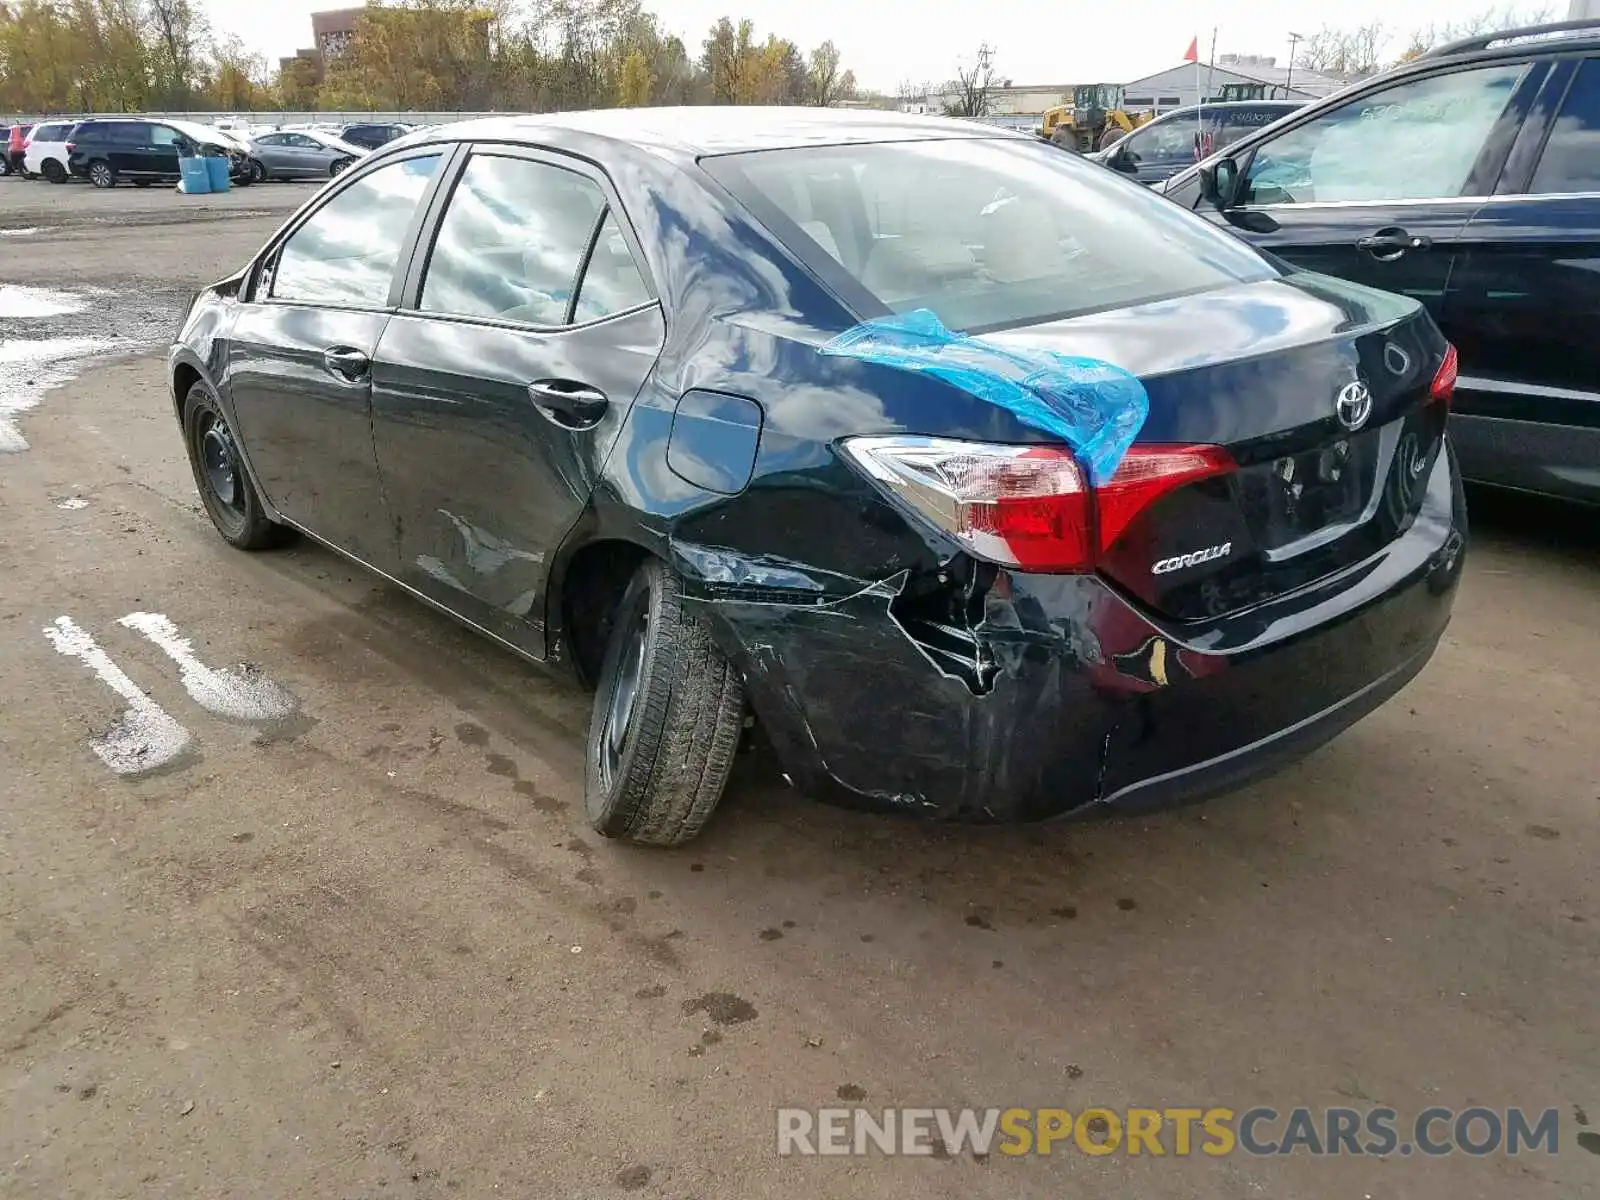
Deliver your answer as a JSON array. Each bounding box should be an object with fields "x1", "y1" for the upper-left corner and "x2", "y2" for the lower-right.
[{"x1": 1200, "y1": 156, "x2": 1240, "y2": 209}]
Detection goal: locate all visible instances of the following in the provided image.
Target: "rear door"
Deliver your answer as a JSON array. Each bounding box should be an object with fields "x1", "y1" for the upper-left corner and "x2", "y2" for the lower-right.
[
  {"x1": 226, "y1": 148, "x2": 448, "y2": 567},
  {"x1": 1443, "y1": 55, "x2": 1600, "y2": 499},
  {"x1": 1204, "y1": 60, "x2": 1544, "y2": 326},
  {"x1": 370, "y1": 146, "x2": 664, "y2": 657}
]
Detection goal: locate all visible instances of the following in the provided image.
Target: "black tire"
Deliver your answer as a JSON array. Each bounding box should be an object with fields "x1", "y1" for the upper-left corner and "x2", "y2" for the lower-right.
[
  {"x1": 88, "y1": 160, "x2": 115, "y2": 188},
  {"x1": 181, "y1": 383, "x2": 294, "y2": 551},
  {"x1": 233, "y1": 166, "x2": 253, "y2": 187},
  {"x1": 247, "y1": 158, "x2": 266, "y2": 184},
  {"x1": 584, "y1": 559, "x2": 745, "y2": 847},
  {"x1": 42, "y1": 159, "x2": 66, "y2": 184},
  {"x1": 330, "y1": 157, "x2": 352, "y2": 177}
]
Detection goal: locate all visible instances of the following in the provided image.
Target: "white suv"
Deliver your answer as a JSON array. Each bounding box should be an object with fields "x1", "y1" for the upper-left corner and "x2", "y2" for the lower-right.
[{"x1": 23, "y1": 120, "x2": 79, "y2": 183}]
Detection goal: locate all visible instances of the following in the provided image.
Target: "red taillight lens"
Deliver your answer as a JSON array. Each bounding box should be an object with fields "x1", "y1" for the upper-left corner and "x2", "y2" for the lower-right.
[
  {"x1": 1095, "y1": 445, "x2": 1235, "y2": 553},
  {"x1": 841, "y1": 437, "x2": 1234, "y2": 574},
  {"x1": 1430, "y1": 344, "x2": 1458, "y2": 406},
  {"x1": 64, "y1": 142, "x2": 75, "y2": 152}
]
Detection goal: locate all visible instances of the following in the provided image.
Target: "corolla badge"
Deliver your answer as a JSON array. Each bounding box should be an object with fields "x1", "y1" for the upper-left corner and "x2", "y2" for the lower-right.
[
  {"x1": 1335, "y1": 381, "x2": 1373, "y2": 432},
  {"x1": 1152, "y1": 542, "x2": 1232, "y2": 575}
]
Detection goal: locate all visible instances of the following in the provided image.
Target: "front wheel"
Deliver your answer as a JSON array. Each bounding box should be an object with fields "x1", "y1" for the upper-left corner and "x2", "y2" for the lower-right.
[
  {"x1": 330, "y1": 157, "x2": 352, "y2": 177},
  {"x1": 182, "y1": 383, "x2": 295, "y2": 551},
  {"x1": 247, "y1": 158, "x2": 266, "y2": 183},
  {"x1": 584, "y1": 559, "x2": 745, "y2": 847},
  {"x1": 88, "y1": 160, "x2": 115, "y2": 188}
]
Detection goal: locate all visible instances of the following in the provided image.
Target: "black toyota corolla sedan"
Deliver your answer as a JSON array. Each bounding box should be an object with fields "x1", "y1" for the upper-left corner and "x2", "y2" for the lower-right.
[{"x1": 168, "y1": 108, "x2": 1467, "y2": 846}]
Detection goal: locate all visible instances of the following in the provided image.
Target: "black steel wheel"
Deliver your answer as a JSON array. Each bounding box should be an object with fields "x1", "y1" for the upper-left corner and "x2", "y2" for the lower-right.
[
  {"x1": 182, "y1": 382, "x2": 294, "y2": 551},
  {"x1": 584, "y1": 558, "x2": 745, "y2": 847}
]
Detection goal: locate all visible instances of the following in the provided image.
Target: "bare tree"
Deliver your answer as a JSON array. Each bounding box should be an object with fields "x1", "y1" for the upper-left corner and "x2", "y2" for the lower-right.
[
  {"x1": 1400, "y1": 5, "x2": 1554, "y2": 60},
  {"x1": 943, "y1": 42, "x2": 998, "y2": 118},
  {"x1": 809, "y1": 39, "x2": 843, "y2": 106}
]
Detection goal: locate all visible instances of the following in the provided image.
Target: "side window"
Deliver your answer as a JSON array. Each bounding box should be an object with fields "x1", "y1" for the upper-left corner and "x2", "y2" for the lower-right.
[
  {"x1": 1243, "y1": 64, "x2": 1525, "y2": 205},
  {"x1": 573, "y1": 210, "x2": 651, "y2": 322},
  {"x1": 1530, "y1": 58, "x2": 1600, "y2": 194},
  {"x1": 272, "y1": 154, "x2": 440, "y2": 307},
  {"x1": 257, "y1": 134, "x2": 283, "y2": 147},
  {"x1": 1131, "y1": 119, "x2": 1201, "y2": 160},
  {"x1": 421, "y1": 154, "x2": 604, "y2": 326},
  {"x1": 149, "y1": 125, "x2": 181, "y2": 148}
]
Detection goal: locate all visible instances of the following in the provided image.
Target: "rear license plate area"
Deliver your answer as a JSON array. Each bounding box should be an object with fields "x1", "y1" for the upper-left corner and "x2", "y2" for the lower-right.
[{"x1": 1236, "y1": 432, "x2": 1378, "y2": 551}]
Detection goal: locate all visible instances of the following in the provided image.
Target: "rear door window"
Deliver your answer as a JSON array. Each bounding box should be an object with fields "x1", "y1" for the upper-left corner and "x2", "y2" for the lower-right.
[
  {"x1": 271, "y1": 154, "x2": 440, "y2": 307},
  {"x1": 1242, "y1": 64, "x2": 1526, "y2": 204},
  {"x1": 420, "y1": 153, "x2": 646, "y2": 326},
  {"x1": 1529, "y1": 58, "x2": 1600, "y2": 193}
]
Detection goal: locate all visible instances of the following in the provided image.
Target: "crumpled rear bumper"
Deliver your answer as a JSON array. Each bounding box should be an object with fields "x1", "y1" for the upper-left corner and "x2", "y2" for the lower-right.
[{"x1": 680, "y1": 444, "x2": 1467, "y2": 823}]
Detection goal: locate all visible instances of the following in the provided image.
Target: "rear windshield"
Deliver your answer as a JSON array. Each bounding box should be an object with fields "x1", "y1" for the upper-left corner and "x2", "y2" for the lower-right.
[{"x1": 704, "y1": 136, "x2": 1276, "y2": 331}]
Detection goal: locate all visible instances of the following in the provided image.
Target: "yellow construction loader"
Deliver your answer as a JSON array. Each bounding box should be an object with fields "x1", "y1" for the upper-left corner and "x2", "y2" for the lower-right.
[{"x1": 1039, "y1": 84, "x2": 1154, "y2": 152}]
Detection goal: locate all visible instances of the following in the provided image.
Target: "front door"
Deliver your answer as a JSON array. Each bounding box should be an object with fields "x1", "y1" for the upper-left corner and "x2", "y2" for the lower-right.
[
  {"x1": 226, "y1": 150, "x2": 446, "y2": 567},
  {"x1": 1204, "y1": 60, "x2": 1543, "y2": 326},
  {"x1": 370, "y1": 148, "x2": 664, "y2": 656},
  {"x1": 147, "y1": 123, "x2": 185, "y2": 179}
]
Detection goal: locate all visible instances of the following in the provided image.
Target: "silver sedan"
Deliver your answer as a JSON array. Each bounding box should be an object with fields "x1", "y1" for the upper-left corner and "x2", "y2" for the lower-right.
[{"x1": 245, "y1": 131, "x2": 368, "y2": 182}]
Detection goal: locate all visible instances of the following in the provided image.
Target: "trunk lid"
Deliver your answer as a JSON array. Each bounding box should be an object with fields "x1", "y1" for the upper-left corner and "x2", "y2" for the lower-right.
[{"x1": 986, "y1": 273, "x2": 1452, "y2": 620}]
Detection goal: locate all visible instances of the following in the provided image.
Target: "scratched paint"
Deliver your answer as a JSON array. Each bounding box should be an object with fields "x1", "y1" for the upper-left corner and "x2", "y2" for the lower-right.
[
  {"x1": 118, "y1": 612, "x2": 298, "y2": 723},
  {"x1": 43, "y1": 616, "x2": 193, "y2": 776}
]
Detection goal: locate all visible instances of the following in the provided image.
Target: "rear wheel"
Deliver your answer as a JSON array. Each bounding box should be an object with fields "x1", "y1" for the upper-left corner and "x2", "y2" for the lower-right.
[
  {"x1": 584, "y1": 559, "x2": 745, "y2": 847},
  {"x1": 87, "y1": 160, "x2": 115, "y2": 188},
  {"x1": 182, "y1": 383, "x2": 294, "y2": 551},
  {"x1": 42, "y1": 159, "x2": 66, "y2": 184}
]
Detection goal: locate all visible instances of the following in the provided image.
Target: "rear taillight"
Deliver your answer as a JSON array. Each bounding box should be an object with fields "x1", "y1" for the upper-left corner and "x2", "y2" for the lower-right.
[
  {"x1": 842, "y1": 437, "x2": 1234, "y2": 574},
  {"x1": 64, "y1": 141, "x2": 74, "y2": 153},
  {"x1": 1430, "y1": 344, "x2": 1458, "y2": 406}
]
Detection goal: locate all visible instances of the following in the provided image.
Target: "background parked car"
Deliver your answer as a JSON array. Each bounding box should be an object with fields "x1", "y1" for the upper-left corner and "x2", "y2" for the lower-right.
[
  {"x1": 1162, "y1": 17, "x2": 1600, "y2": 505},
  {"x1": 66, "y1": 117, "x2": 251, "y2": 188},
  {"x1": 338, "y1": 122, "x2": 412, "y2": 150},
  {"x1": 22, "y1": 120, "x2": 78, "y2": 183},
  {"x1": 1088, "y1": 101, "x2": 1303, "y2": 185},
  {"x1": 246, "y1": 130, "x2": 368, "y2": 182}
]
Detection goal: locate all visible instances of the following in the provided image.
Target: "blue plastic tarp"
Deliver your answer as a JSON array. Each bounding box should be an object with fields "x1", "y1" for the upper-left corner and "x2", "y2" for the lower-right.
[{"x1": 821, "y1": 308, "x2": 1148, "y2": 483}]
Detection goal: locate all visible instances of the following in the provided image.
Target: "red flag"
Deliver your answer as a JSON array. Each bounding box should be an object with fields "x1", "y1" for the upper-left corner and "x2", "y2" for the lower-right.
[{"x1": 1182, "y1": 37, "x2": 1199, "y2": 62}]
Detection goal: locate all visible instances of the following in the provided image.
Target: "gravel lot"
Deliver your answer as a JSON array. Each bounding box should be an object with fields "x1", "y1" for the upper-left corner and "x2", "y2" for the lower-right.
[{"x1": 1, "y1": 175, "x2": 1596, "y2": 1199}]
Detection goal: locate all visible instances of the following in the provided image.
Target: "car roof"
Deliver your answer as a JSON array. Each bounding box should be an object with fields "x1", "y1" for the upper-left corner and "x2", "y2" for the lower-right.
[{"x1": 409, "y1": 106, "x2": 1013, "y2": 157}]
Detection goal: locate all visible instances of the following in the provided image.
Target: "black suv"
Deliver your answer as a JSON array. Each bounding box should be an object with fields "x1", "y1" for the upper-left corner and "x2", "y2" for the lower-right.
[
  {"x1": 66, "y1": 118, "x2": 251, "y2": 189},
  {"x1": 1089, "y1": 101, "x2": 1303, "y2": 185},
  {"x1": 338, "y1": 123, "x2": 410, "y2": 150},
  {"x1": 1163, "y1": 19, "x2": 1600, "y2": 505}
]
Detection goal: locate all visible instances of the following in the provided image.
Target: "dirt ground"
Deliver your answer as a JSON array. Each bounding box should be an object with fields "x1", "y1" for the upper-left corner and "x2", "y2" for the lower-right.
[{"x1": 1, "y1": 175, "x2": 1596, "y2": 1200}]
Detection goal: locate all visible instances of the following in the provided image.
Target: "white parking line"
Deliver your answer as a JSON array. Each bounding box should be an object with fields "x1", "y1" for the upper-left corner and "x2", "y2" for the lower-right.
[
  {"x1": 42, "y1": 615, "x2": 193, "y2": 775},
  {"x1": 118, "y1": 611, "x2": 297, "y2": 722}
]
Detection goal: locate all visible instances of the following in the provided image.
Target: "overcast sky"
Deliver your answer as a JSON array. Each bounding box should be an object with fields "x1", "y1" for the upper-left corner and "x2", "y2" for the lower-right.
[{"x1": 208, "y1": 0, "x2": 1542, "y2": 92}]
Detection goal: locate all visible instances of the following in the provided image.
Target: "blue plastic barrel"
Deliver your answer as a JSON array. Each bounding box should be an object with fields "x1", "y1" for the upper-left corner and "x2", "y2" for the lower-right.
[
  {"x1": 178, "y1": 157, "x2": 210, "y2": 194},
  {"x1": 205, "y1": 155, "x2": 231, "y2": 193}
]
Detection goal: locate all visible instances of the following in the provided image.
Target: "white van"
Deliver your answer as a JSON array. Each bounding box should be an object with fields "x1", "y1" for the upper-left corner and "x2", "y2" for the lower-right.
[{"x1": 22, "y1": 120, "x2": 79, "y2": 183}]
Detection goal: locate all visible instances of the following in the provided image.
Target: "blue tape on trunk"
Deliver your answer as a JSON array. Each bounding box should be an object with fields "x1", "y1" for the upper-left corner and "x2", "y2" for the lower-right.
[{"x1": 821, "y1": 308, "x2": 1148, "y2": 483}]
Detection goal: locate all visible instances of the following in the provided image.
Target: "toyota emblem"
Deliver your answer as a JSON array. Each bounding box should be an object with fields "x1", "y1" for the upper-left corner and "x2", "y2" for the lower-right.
[{"x1": 1335, "y1": 381, "x2": 1373, "y2": 432}]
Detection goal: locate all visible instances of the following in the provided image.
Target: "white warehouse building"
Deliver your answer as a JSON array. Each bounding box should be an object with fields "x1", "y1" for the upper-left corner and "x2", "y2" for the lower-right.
[{"x1": 1124, "y1": 54, "x2": 1349, "y2": 116}]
